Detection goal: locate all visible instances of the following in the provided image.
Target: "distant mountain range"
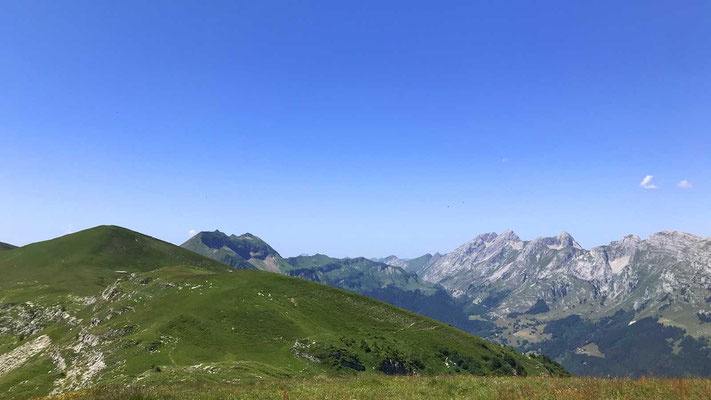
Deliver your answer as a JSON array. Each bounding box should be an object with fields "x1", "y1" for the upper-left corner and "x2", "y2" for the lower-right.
[
  {"x1": 385, "y1": 230, "x2": 711, "y2": 377},
  {"x1": 0, "y1": 226, "x2": 563, "y2": 400},
  {"x1": 183, "y1": 229, "x2": 711, "y2": 378}
]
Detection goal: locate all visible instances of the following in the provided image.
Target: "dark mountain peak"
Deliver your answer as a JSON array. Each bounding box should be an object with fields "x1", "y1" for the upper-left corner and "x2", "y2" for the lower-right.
[
  {"x1": 557, "y1": 231, "x2": 581, "y2": 248},
  {"x1": 476, "y1": 232, "x2": 499, "y2": 242},
  {"x1": 493, "y1": 230, "x2": 522, "y2": 245},
  {"x1": 498, "y1": 229, "x2": 519, "y2": 240},
  {"x1": 182, "y1": 230, "x2": 286, "y2": 272}
]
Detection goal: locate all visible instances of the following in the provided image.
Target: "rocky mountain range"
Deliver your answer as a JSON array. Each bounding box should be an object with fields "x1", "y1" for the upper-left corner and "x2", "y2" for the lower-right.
[
  {"x1": 379, "y1": 230, "x2": 711, "y2": 376},
  {"x1": 410, "y1": 230, "x2": 709, "y2": 332}
]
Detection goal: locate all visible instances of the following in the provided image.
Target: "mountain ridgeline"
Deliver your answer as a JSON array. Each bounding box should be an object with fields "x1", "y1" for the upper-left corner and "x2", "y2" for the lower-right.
[
  {"x1": 181, "y1": 230, "x2": 291, "y2": 271},
  {"x1": 0, "y1": 226, "x2": 564, "y2": 400},
  {"x1": 395, "y1": 230, "x2": 711, "y2": 377},
  {"x1": 183, "y1": 229, "x2": 711, "y2": 378}
]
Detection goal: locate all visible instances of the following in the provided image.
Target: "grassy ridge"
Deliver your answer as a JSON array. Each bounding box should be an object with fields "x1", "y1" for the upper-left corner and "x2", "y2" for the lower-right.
[
  {"x1": 38, "y1": 376, "x2": 711, "y2": 400},
  {"x1": 0, "y1": 225, "x2": 229, "y2": 299},
  {"x1": 2, "y1": 266, "x2": 565, "y2": 398},
  {"x1": 0, "y1": 241, "x2": 17, "y2": 251},
  {"x1": 77, "y1": 267, "x2": 564, "y2": 381}
]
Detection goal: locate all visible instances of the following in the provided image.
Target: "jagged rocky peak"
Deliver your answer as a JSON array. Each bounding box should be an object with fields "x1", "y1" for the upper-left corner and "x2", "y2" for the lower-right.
[
  {"x1": 453, "y1": 233, "x2": 495, "y2": 256},
  {"x1": 488, "y1": 230, "x2": 523, "y2": 251},
  {"x1": 478, "y1": 232, "x2": 499, "y2": 243},
  {"x1": 598, "y1": 234, "x2": 642, "y2": 275},
  {"x1": 459, "y1": 230, "x2": 522, "y2": 252},
  {"x1": 528, "y1": 232, "x2": 582, "y2": 251},
  {"x1": 623, "y1": 234, "x2": 641, "y2": 242},
  {"x1": 380, "y1": 255, "x2": 407, "y2": 268},
  {"x1": 552, "y1": 232, "x2": 582, "y2": 249},
  {"x1": 459, "y1": 232, "x2": 497, "y2": 248},
  {"x1": 232, "y1": 232, "x2": 258, "y2": 239},
  {"x1": 498, "y1": 229, "x2": 521, "y2": 242},
  {"x1": 607, "y1": 234, "x2": 641, "y2": 251},
  {"x1": 647, "y1": 230, "x2": 705, "y2": 248}
]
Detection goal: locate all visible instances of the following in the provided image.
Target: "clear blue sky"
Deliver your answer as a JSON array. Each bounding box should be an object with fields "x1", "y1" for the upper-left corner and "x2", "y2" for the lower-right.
[{"x1": 1, "y1": 1, "x2": 709, "y2": 258}]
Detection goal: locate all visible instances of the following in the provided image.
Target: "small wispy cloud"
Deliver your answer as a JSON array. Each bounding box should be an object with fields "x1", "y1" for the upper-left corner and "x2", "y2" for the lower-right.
[
  {"x1": 677, "y1": 180, "x2": 693, "y2": 190},
  {"x1": 640, "y1": 175, "x2": 658, "y2": 189},
  {"x1": 501, "y1": 157, "x2": 509, "y2": 163},
  {"x1": 188, "y1": 229, "x2": 198, "y2": 237}
]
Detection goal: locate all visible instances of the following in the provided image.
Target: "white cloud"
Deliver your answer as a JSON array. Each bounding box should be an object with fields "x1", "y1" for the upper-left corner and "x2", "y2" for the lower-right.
[
  {"x1": 677, "y1": 180, "x2": 693, "y2": 189},
  {"x1": 640, "y1": 175, "x2": 658, "y2": 189},
  {"x1": 188, "y1": 229, "x2": 198, "y2": 237},
  {"x1": 501, "y1": 157, "x2": 509, "y2": 163}
]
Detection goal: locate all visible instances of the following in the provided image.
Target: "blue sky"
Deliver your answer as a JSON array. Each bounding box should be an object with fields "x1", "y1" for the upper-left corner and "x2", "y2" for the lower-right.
[{"x1": 1, "y1": 1, "x2": 710, "y2": 257}]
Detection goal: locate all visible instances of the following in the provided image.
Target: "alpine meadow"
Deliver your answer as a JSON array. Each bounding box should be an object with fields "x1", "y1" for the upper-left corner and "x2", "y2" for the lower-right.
[{"x1": 2, "y1": 1, "x2": 711, "y2": 399}]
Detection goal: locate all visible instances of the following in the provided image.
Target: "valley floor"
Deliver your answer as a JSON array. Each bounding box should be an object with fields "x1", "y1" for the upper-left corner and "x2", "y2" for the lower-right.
[{"x1": 36, "y1": 376, "x2": 711, "y2": 400}]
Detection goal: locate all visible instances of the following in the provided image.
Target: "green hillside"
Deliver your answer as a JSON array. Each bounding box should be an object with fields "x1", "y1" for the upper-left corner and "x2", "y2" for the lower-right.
[
  {"x1": 0, "y1": 225, "x2": 230, "y2": 300},
  {"x1": 0, "y1": 241, "x2": 17, "y2": 251},
  {"x1": 0, "y1": 226, "x2": 567, "y2": 400},
  {"x1": 284, "y1": 254, "x2": 499, "y2": 338},
  {"x1": 402, "y1": 254, "x2": 434, "y2": 275},
  {"x1": 285, "y1": 255, "x2": 436, "y2": 294}
]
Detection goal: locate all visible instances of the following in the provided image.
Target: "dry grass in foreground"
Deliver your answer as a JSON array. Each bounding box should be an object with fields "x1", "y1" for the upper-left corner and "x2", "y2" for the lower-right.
[{"x1": 37, "y1": 375, "x2": 711, "y2": 400}]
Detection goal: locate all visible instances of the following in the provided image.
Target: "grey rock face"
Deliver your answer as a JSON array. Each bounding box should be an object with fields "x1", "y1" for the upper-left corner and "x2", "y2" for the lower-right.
[
  {"x1": 375, "y1": 255, "x2": 408, "y2": 268},
  {"x1": 418, "y1": 230, "x2": 711, "y2": 336}
]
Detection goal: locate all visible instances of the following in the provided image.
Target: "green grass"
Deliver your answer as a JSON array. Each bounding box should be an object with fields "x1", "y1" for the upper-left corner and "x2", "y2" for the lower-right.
[
  {"x1": 38, "y1": 376, "x2": 711, "y2": 400},
  {"x1": 0, "y1": 225, "x2": 229, "y2": 300},
  {"x1": 0, "y1": 241, "x2": 17, "y2": 251},
  {"x1": 80, "y1": 266, "x2": 563, "y2": 381}
]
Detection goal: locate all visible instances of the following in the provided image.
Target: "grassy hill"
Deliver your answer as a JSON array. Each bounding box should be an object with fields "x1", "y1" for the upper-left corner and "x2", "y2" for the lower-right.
[
  {"x1": 0, "y1": 241, "x2": 17, "y2": 251},
  {"x1": 0, "y1": 226, "x2": 230, "y2": 301},
  {"x1": 0, "y1": 226, "x2": 567, "y2": 400}
]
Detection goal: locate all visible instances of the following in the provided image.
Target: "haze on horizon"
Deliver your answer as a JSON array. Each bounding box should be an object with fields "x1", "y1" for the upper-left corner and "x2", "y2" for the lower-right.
[{"x1": 1, "y1": 1, "x2": 710, "y2": 258}]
